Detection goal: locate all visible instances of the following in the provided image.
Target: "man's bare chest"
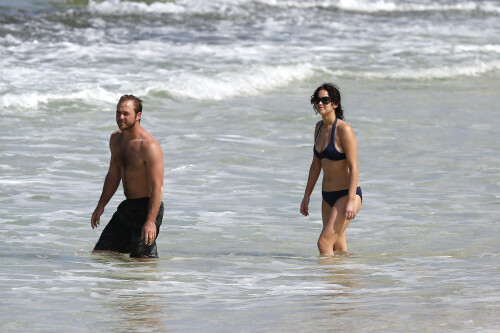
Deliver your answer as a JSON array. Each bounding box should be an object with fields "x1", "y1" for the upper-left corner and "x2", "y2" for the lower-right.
[{"x1": 114, "y1": 143, "x2": 146, "y2": 172}]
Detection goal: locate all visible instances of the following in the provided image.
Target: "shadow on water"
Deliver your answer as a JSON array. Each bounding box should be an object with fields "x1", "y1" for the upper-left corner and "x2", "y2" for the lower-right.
[
  {"x1": 317, "y1": 253, "x2": 364, "y2": 290},
  {"x1": 310, "y1": 253, "x2": 366, "y2": 325},
  {"x1": 83, "y1": 251, "x2": 170, "y2": 332},
  {"x1": 95, "y1": 290, "x2": 170, "y2": 333}
]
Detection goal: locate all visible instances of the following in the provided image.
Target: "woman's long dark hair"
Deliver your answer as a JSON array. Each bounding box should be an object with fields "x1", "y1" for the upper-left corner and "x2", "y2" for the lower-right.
[{"x1": 310, "y1": 83, "x2": 344, "y2": 120}]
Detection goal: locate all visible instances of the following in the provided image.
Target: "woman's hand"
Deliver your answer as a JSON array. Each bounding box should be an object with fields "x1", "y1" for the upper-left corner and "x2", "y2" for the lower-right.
[
  {"x1": 300, "y1": 196, "x2": 310, "y2": 216},
  {"x1": 345, "y1": 199, "x2": 356, "y2": 220}
]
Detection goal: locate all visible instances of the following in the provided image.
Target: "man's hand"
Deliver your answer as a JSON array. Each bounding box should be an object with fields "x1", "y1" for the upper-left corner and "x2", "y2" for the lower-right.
[
  {"x1": 142, "y1": 221, "x2": 157, "y2": 245},
  {"x1": 91, "y1": 206, "x2": 104, "y2": 229}
]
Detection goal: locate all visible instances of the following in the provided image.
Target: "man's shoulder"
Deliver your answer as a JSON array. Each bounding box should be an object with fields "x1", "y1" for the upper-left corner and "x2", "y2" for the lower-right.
[
  {"x1": 109, "y1": 130, "x2": 123, "y2": 147},
  {"x1": 139, "y1": 130, "x2": 162, "y2": 152},
  {"x1": 110, "y1": 130, "x2": 123, "y2": 139},
  {"x1": 143, "y1": 136, "x2": 162, "y2": 153}
]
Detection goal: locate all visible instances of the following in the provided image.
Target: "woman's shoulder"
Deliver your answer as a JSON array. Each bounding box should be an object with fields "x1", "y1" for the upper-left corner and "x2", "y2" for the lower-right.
[
  {"x1": 314, "y1": 120, "x2": 323, "y2": 131},
  {"x1": 336, "y1": 119, "x2": 355, "y2": 137}
]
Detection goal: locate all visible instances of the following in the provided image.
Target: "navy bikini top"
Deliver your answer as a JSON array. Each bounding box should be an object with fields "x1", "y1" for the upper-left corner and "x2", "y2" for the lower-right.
[{"x1": 313, "y1": 118, "x2": 346, "y2": 161}]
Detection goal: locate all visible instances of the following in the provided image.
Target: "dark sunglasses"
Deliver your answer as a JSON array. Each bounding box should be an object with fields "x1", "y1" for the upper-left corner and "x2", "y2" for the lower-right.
[{"x1": 314, "y1": 96, "x2": 331, "y2": 105}]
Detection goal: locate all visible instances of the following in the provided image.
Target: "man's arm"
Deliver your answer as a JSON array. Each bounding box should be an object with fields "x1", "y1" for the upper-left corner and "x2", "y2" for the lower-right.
[
  {"x1": 141, "y1": 140, "x2": 164, "y2": 245},
  {"x1": 91, "y1": 136, "x2": 121, "y2": 229}
]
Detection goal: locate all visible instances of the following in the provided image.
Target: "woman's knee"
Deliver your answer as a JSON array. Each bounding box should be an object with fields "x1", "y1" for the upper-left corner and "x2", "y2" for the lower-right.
[
  {"x1": 317, "y1": 232, "x2": 338, "y2": 251},
  {"x1": 317, "y1": 237, "x2": 326, "y2": 251},
  {"x1": 317, "y1": 238, "x2": 331, "y2": 255}
]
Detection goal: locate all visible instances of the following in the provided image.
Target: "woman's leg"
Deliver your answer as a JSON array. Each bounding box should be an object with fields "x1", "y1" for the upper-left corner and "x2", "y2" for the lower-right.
[
  {"x1": 333, "y1": 232, "x2": 347, "y2": 252},
  {"x1": 318, "y1": 195, "x2": 361, "y2": 256}
]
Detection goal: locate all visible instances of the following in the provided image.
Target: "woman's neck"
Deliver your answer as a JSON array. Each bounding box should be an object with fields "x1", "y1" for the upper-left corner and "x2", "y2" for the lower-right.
[{"x1": 321, "y1": 114, "x2": 336, "y2": 127}]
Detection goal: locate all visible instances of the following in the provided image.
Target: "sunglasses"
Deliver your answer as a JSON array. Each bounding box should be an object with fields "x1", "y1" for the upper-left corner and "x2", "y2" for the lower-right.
[{"x1": 314, "y1": 96, "x2": 331, "y2": 105}]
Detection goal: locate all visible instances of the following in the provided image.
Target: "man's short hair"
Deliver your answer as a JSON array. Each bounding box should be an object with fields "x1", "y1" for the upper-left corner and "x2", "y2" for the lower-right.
[{"x1": 117, "y1": 95, "x2": 143, "y2": 115}]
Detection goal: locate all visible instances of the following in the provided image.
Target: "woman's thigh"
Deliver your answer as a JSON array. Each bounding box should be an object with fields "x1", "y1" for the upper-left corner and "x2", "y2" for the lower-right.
[
  {"x1": 321, "y1": 200, "x2": 333, "y2": 227},
  {"x1": 331, "y1": 195, "x2": 362, "y2": 232}
]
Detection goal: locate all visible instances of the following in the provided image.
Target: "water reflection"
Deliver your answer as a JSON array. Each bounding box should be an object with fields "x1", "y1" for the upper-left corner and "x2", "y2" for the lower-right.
[
  {"x1": 315, "y1": 253, "x2": 364, "y2": 319},
  {"x1": 90, "y1": 253, "x2": 169, "y2": 332}
]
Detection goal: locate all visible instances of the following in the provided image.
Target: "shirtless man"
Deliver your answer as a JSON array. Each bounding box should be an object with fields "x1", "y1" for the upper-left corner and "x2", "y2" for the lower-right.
[{"x1": 91, "y1": 95, "x2": 164, "y2": 258}]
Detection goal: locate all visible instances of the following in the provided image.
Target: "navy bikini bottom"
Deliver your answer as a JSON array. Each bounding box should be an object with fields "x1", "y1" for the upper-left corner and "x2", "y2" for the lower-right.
[{"x1": 322, "y1": 186, "x2": 362, "y2": 207}]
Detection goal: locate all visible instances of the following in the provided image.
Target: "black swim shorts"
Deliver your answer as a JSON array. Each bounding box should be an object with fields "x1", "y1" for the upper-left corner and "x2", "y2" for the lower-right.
[{"x1": 93, "y1": 197, "x2": 164, "y2": 258}]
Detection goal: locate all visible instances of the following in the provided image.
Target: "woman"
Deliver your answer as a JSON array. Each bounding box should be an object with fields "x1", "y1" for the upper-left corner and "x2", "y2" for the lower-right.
[{"x1": 300, "y1": 83, "x2": 362, "y2": 256}]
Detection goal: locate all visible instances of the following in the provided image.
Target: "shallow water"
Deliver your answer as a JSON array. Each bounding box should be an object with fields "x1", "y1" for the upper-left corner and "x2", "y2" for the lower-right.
[{"x1": 1, "y1": 0, "x2": 499, "y2": 332}]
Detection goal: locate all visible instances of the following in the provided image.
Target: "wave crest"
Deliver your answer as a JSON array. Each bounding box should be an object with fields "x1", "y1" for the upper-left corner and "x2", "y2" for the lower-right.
[
  {"x1": 0, "y1": 63, "x2": 316, "y2": 110},
  {"x1": 86, "y1": 0, "x2": 500, "y2": 15}
]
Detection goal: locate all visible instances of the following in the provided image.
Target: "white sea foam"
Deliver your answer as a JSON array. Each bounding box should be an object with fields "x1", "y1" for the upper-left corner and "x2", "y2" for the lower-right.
[
  {"x1": 0, "y1": 62, "x2": 317, "y2": 109},
  {"x1": 0, "y1": 179, "x2": 52, "y2": 185},
  {"x1": 170, "y1": 165, "x2": 196, "y2": 173},
  {"x1": 85, "y1": 0, "x2": 500, "y2": 15},
  {"x1": 327, "y1": 60, "x2": 500, "y2": 80},
  {"x1": 0, "y1": 87, "x2": 117, "y2": 110},
  {"x1": 0, "y1": 34, "x2": 22, "y2": 46},
  {"x1": 455, "y1": 44, "x2": 500, "y2": 54},
  {"x1": 151, "y1": 63, "x2": 317, "y2": 100},
  {"x1": 0, "y1": 55, "x2": 484, "y2": 111},
  {"x1": 86, "y1": 0, "x2": 500, "y2": 15},
  {"x1": 336, "y1": 0, "x2": 480, "y2": 12},
  {"x1": 88, "y1": 0, "x2": 186, "y2": 14},
  {"x1": 276, "y1": 0, "x2": 500, "y2": 14}
]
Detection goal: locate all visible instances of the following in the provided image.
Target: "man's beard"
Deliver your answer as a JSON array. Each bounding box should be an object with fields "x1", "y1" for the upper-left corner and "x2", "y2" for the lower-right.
[{"x1": 118, "y1": 119, "x2": 136, "y2": 130}]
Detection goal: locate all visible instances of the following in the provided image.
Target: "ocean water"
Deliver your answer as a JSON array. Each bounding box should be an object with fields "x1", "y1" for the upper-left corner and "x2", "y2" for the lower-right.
[{"x1": 1, "y1": 0, "x2": 499, "y2": 331}]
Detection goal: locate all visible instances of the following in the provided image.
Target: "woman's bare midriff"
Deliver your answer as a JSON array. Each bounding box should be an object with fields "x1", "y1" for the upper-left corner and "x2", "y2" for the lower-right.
[{"x1": 321, "y1": 159, "x2": 354, "y2": 191}]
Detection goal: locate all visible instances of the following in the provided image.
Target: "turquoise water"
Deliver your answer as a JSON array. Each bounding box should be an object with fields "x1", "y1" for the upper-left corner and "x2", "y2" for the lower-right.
[{"x1": 1, "y1": 1, "x2": 499, "y2": 332}]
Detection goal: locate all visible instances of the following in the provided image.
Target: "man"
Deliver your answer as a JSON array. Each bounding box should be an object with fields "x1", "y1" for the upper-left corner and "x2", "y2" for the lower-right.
[{"x1": 91, "y1": 95, "x2": 164, "y2": 258}]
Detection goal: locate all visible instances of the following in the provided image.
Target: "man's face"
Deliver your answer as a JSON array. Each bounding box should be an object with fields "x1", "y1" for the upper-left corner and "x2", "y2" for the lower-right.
[{"x1": 116, "y1": 100, "x2": 140, "y2": 131}]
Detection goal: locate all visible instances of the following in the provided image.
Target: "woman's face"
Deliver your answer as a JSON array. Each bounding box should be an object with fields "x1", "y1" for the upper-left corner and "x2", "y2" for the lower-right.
[{"x1": 315, "y1": 89, "x2": 337, "y2": 116}]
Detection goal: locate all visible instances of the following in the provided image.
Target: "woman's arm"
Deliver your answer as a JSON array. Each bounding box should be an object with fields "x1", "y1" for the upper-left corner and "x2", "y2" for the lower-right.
[
  {"x1": 301, "y1": 122, "x2": 323, "y2": 216},
  {"x1": 340, "y1": 122, "x2": 359, "y2": 220},
  {"x1": 300, "y1": 156, "x2": 322, "y2": 216}
]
